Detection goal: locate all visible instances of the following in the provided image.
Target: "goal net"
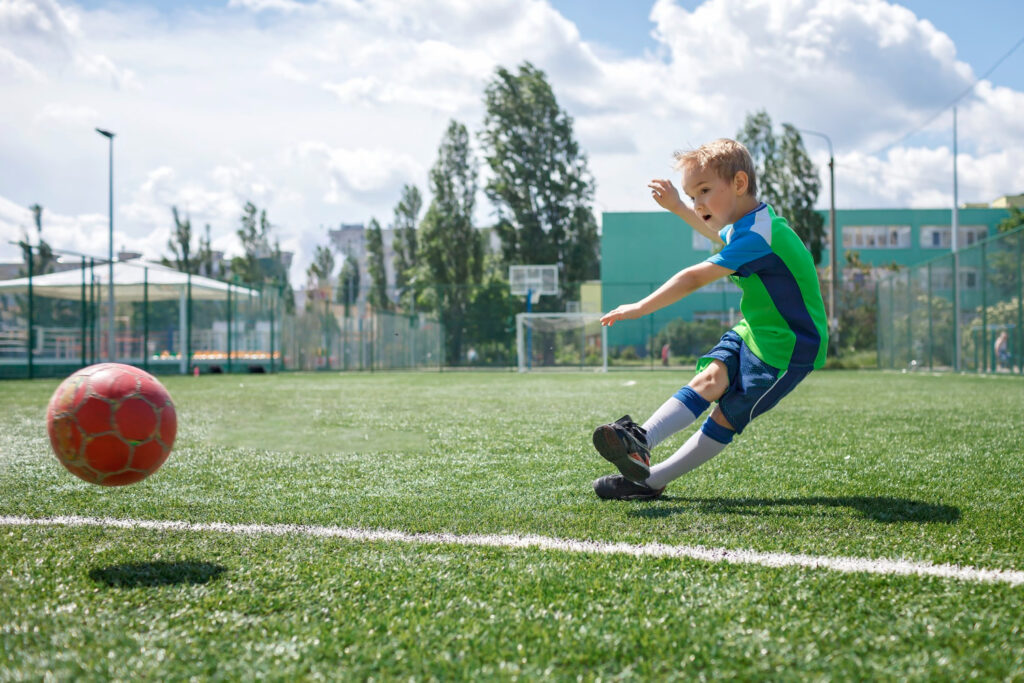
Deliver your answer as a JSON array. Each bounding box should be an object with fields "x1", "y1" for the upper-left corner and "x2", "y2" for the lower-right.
[{"x1": 515, "y1": 313, "x2": 607, "y2": 372}]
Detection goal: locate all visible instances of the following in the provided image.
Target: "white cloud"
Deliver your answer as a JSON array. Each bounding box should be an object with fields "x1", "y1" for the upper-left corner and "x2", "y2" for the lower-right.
[{"x1": 1, "y1": 0, "x2": 1023, "y2": 282}]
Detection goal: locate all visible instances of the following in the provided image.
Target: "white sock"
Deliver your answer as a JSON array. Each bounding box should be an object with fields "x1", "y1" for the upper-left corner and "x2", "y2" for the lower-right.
[
  {"x1": 642, "y1": 387, "x2": 710, "y2": 449},
  {"x1": 645, "y1": 419, "x2": 734, "y2": 490}
]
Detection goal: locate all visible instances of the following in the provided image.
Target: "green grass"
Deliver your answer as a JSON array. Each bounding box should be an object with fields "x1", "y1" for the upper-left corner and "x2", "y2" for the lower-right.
[{"x1": 2, "y1": 370, "x2": 1024, "y2": 679}]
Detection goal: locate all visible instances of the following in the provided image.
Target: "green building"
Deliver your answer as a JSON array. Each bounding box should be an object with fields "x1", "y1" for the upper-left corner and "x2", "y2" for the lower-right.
[{"x1": 600, "y1": 205, "x2": 1013, "y2": 349}]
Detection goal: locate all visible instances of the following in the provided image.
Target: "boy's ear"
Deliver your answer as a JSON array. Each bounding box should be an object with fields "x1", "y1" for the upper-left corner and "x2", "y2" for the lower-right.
[{"x1": 733, "y1": 171, "x2": 749, "y2": 195}]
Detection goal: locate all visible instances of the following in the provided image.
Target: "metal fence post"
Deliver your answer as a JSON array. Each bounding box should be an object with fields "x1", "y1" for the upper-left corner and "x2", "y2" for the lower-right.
[
  {"x1": 143, "y1": 266, "x2": 149, "y2": 371},
  {"x1": 26, "y1": 244, "x2": 33, "y2": 379},
  {"x1": 269, "y1": 287, "x2": 276, "y2": 374},
  {"x1": 80, "y1": 261, "x2": 87, "y2": 368},
  {"x1": 906, "y1": 269, "x2": 912, "y2": 367},
  {"x1": 980, "y1": 241, "x2": 987, "y2": 372},
  {"x1": 187, "y1": 272, "x2": 193, "y2": 375},
  {"x1": 926, "y1": 261, "x2": 933, "y2": 371},
  {"x1": 226, "y1": 282, "x2": 233, "y2": 374},
  {"x1": 1018, "y1": 232, "x2": 1023, "y2": 375}
]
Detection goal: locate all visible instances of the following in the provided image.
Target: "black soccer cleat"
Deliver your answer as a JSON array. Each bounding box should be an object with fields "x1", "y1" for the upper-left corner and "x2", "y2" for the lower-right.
[
  {"x1": 592, "y1": 415, "x2": 651, "y2": 484},
  {"x1": 593, "y1": 474, "x2": 664, "y2": 501}
]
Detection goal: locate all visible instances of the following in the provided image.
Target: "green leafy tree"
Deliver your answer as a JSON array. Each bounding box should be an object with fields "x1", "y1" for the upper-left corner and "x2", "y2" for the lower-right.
[
  {"x1": 419, "y1": 120, "x2": 484, "y2": 364},
  {"x1": 479, "y1": 61, "x2": 599, "y2": 303},
  {"x1": 998, "y1": 207, "x2": 1024, "y2": 233},
  {"x1": 839, "y1": 251, "x2": 900, "y2": 352},
  {"x1": 463, "y1": 262, "x2": 518, "y2": 364},
  {"x1": 391, "y1": 184, "x2": 422, "y2": 310},
  {"x1": 738, "y1": 111, "x2": 825, "y2": 263},
  {"x1": 162, "y1": 207, "x2": 214, "y2": 275},
  {"x1": 337, "y1": 253, "x2": 360, "y2": 317},
  {"x1": 230, "y1": 201, "x2": 294, "y2": 313},
  {"x1": 305, "y1": 244, "x2": 335, "y2": 309},
  {"x1": 17, "y1": 204, "x2": 74, "y2": 329},
  {"x1": 19, "y1": 204, "x2": 55, "y2": 277},
  {"x1": 365, "y1": 218, "x2": 390, "y2": 311}
]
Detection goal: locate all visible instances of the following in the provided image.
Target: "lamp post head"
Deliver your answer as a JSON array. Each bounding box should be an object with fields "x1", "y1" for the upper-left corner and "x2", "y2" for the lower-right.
[{"x1": 95, "y1": 128, "x2": 115, "y2": 139}]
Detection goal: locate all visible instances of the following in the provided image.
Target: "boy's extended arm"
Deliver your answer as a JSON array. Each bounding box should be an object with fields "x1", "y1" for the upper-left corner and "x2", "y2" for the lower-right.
[
  {"x1": 601, "y1": 261, "x2": 732, "y2": 327},
  {"x1": 649, "y1": 179, "x2": 724, "y2": 246}
]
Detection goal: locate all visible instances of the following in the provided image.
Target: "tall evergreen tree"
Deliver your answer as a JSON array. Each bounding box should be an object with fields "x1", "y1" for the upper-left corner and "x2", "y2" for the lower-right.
[
  {"x1": 419, "y1": 120, "x2": 484, "y2": 363},
  {"x1": 305, "y1": 244, "x2": 335, "y2": 309},
  {"x1": 391, "y1": 184, "x2": 422, "y2": 309},
  {"x1": 337, "y1": 253, "x2": 360, "y2": 317},
  {"x1": 230, "y1": 201, "x2": 294, "y2": 312},
  {"x1": 162, "y1": 207, "x2": 214, "y2": 275},
  {"x1": 479, "y1": 61, "x2": 599, "y2": 302},
  {"x1": 738, "y1": 111, "x2": 825, "y2": 263},
  {"x1": 365, "y1": 218, "x2": 390, "y2": 311},
  {"x1": 19, "y1": 204, "x2": 55, "y2": 277}
]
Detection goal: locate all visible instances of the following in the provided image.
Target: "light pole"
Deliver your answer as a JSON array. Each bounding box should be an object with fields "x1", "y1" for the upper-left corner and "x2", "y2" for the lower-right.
[
  {"x1": 96, "y1": 128, "x2": 115, "y2": 361},
  {"x1": 798, "y1": 128, "x2": 838, "y2": 350}
]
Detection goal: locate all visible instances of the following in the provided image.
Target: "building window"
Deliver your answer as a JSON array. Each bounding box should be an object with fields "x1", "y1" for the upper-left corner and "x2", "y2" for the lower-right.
[
  {"x1": 918, "y1": 267, "x2": 979, "y2": 290},
  {"x1": 842, "y1": 266, "x2": 899, "y2": 289},
  {"x1": 919, "y1": 225, "x2": 988, "y2": 249},
  {"x1": 842, "y1": 226, "x2": 911, "y2": 249}
]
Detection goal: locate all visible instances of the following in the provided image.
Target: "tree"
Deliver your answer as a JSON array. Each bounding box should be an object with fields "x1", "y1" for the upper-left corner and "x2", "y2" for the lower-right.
[
  {"x1": 479, "y1": 61, "x2": 599, "y2": 303},
  {"x1": 19, "y1": 204, "x2": 55, "y2": 277},
  {"x1": 419, "y1": 120, "x2": 484, "y2": 363},
  {"x1": 998, "y1": 207, "x2": 1024, "y2": 233},
  {"x1": 391, "y1": 184, "x2": 422, "y2": 310},
  {"x1": 738, "y1": 111, "x2": 825, "y2": 263},
  {"x1": 230, "y1": 201, "x2": 294, "y2": 313},
  {"x1": 337, "y1": 253, "x2": 360, "y2": 317},
  {"x1": 162, "y1": 207, "x2": 214, "y2": 275},
  {"x1": 305, "y1": 244, "x2": 335, "y2": 309},
  {"x1": 17, "y1": 204, "x2": 75, "y2": 329},
  {"x1": 365, "y1": 218, "x2": 390, "y2": 311}
]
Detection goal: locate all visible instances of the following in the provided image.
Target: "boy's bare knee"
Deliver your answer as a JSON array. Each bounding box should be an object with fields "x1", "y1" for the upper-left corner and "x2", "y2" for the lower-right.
[
  {"x1": 689, "y1": 360, "x2": 729, "y2": 402},
  {"x1": 709, "y1": 406, "x2": 735, "y2": 431}
]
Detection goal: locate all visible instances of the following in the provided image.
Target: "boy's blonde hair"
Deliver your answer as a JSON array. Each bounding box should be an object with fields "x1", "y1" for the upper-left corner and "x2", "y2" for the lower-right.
[{"x1": 673, "y1": 138, "x2": 757, "y2": 197}]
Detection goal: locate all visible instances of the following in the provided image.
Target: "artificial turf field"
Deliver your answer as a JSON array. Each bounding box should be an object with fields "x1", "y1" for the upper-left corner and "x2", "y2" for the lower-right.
[{"x1": 1, "y1": 369, "x2": 1023, "y2": 679}]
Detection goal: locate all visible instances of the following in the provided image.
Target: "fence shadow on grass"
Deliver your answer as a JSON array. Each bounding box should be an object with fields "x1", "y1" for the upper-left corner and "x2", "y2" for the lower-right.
[
  {"x1": 634, "y1": 496, "x2": 960, "y2": 524},
  {"x1": 89, "y1": 560, "x2": 227, "y2": 588}
]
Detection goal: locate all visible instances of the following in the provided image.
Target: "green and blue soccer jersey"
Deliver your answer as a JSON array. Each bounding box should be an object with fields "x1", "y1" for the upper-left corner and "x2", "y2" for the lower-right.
[{"x1": 706, "y1": 203, "x2": 829, "y2": 370}]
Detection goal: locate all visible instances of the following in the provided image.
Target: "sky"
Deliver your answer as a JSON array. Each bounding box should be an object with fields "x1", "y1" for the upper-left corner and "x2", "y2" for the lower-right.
[{"x1": 2, "y1": 0, "x2": 1023, "y2": 285}]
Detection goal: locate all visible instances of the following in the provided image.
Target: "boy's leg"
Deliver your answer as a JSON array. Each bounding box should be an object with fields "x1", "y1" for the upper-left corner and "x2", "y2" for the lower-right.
[
  {"x1": 592, "y1": 361, "x2": 731, "y2": 498},
  {"x1": 644, "y1": 409, "x2": 735, "y2": 490},
  {"x1": 642, "y1": 359, "x2": 729, "y2": 447},
  {"x1": 645, "y1": 361, "x2": 811, "y2": 490}
]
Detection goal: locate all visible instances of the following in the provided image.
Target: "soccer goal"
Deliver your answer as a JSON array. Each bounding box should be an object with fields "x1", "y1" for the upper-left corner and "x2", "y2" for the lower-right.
[{"x1": 515, "y1": 312, "x2": 608, "y2": 372}]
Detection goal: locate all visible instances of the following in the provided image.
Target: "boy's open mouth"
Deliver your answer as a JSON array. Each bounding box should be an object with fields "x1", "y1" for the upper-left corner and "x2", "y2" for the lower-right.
[{"x1": 702, "y1": 214, "x2": 712, "y2": 222}]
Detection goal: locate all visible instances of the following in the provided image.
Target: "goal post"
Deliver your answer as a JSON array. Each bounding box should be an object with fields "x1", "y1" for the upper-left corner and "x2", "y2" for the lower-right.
[{"x1": 515, "y1": 312, "x2": 608, "y2": 372}]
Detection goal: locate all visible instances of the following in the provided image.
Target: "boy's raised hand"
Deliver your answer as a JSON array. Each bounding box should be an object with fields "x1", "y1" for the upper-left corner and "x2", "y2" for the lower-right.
[
  {"x1": 648, "y1": 179, "x2": 684, "y2": 213},
  {"x1": 600, "y1": 302, "x2": 644, "y2": 327},
  {"x1": 650, "y1": 177, "x2": 719, "y2": 241}
]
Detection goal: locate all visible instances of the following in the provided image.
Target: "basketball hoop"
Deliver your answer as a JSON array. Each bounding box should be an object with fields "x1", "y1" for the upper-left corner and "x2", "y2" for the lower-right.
[{"x1": 509, "y1": 265, "x2": 558, "y2": 304}]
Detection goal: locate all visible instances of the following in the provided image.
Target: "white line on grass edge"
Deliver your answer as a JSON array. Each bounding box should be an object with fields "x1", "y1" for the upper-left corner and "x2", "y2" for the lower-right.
[{"x1": 3, "y1": 514, "x2": 1022, "y2": 586}]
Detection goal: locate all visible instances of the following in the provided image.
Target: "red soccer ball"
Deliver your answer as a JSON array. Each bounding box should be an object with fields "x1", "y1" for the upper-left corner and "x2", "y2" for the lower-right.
[{"x1": 46, "y1": 363, "x2": 177, "y2": 486}]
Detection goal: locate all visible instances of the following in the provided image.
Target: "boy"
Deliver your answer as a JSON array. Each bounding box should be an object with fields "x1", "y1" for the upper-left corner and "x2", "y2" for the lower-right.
[{"x1": 592, "y1": 138, "x2": 828, "y2": 500}]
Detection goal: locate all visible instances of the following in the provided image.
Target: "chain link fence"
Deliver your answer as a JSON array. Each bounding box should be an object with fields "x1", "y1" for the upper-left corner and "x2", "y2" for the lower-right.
[
  {"x1": 876, "y1": 225, "x2": 1023, "y2": 374},
  {"x1": 2, "y1": 252, "x2": 762, "y2": 377}
]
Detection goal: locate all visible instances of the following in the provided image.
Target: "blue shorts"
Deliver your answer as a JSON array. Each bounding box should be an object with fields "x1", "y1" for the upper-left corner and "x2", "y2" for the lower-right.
[{"x1": 694, "y1": 331, "x2": 810, "y2": 434}]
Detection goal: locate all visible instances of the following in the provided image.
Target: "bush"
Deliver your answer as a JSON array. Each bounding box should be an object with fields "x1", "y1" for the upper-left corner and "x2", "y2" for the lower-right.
[{"x1": 654, "y1": 319, "x2": 730, "y2": 358}]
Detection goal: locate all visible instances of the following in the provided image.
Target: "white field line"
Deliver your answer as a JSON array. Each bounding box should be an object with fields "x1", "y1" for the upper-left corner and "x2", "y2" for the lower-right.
[{"x1": 2, "y1": 514, "x2": 1022, "y2": 586}]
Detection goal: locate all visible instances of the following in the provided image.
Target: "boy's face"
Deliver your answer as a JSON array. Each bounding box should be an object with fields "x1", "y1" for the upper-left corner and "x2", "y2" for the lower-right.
[{"x1": 681, "y1": 164, "x2": 752, "y2": 231}]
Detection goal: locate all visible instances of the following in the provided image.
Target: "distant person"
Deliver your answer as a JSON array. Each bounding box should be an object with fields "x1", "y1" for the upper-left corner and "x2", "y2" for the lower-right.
[
  {"x1": 661, "y1": 343, "x2": 670, "y2": 366},
  {"x1": 994, "y1": 330, "x2": 1010, "y2": 371},
  {"x1": 591, "y1": 138, "x2": 828, "y2": 500}
]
